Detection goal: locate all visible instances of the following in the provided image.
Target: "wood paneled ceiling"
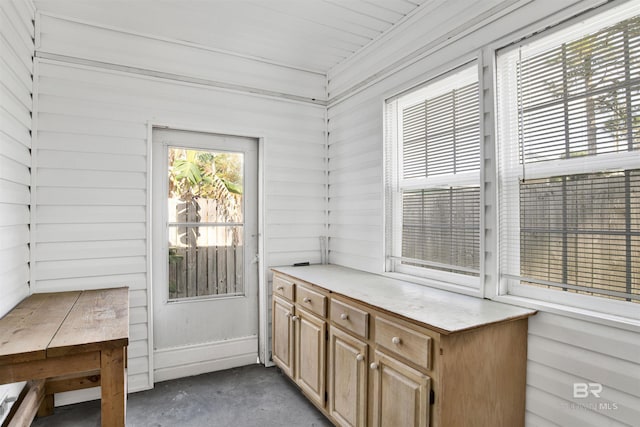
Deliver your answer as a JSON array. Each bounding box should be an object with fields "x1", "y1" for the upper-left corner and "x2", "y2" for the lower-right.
[{"x1": 34, "y1": 0, "x2": 430, "y2": 73}]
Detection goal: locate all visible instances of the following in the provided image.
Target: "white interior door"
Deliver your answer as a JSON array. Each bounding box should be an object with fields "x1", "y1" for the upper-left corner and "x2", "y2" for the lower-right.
[{"x1": 152, "y1": 128, "x2": 259, "y2": 382}]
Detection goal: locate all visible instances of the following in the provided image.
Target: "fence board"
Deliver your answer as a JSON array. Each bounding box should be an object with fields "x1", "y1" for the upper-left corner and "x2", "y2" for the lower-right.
[
  {"x1": 217, "y1": 246, "x2": 227, "y2": 294},
  {"x1": 197, "y1": 247, "x2": 208, "y2": 295},
  {"x1": 227, "y1": 246, "x2": 235, "y2": 293},
  {"x1": 237, "y1": 249, "x2": 244, "y2": 293},
  {"x1": 207, "y1": 246, "x2": 217, "y2": 294}
]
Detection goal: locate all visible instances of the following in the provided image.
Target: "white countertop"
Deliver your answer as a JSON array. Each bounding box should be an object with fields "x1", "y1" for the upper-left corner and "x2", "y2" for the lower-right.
[{"x1": 272, "y1": 264, "x2": 536, "y2": 334}]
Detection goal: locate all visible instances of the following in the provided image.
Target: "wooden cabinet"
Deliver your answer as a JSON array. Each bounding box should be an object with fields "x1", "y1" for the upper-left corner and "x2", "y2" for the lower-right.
[
  {"x1": 375, "y1": 316, "x2": 431, "y2": 370},
  {"x1": 271, "y1": 266, "x2": 535, "y2": 427},
  {"x1": 330, "y1": 298, "x2": 368, "y2": 339},
  {"x1": 272, "y1": 279, "x2": 328, "y2": 408},
  {"x1": 328, "y1": 327, "x2": 368, "y2": 427},
  {"x1": 370, "y1": 350, "x2": 430, "y2": 427},
  {"x1": 294, "y1": 307, "x2": 326, "y2": 406},
  {"x1": 273, "y1": 274, "x2": 295, "y2": 301},
  {"x1": 272, "y1": 295, "x2": 294, "y2": 377}
]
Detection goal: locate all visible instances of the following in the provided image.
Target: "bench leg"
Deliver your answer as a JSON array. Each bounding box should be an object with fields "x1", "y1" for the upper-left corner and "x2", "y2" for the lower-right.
[
  {"x1": 37, "y1": 394, "x2": 54, "y2": 417},
  {"x1": 7, "y1": 380, "x2": 45, "y2": 427},
  {"x1": 100, "y1": 347, "x2": 126, "y2": 427}
]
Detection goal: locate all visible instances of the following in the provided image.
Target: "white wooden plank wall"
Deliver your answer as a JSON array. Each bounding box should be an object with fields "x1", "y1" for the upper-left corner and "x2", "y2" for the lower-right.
[
  {"x1": 326, "y1": 1, "x2": 639, "y2": 426},
  {"x1": 33, "y1": 16, "x2": 327, "y2": 393},
  {"x1": 328, "y1": 94, "x2": 384, "y2": 272},
  {"x1": 0, "y1": 0, "x2": 34, "y2": 416},
  {"x1": 36, "y1": 14, "x2": 326, "y2": 102},
  {"x1": 0, "y1": 0, "x2": 34, "y2": 317},
  {"x1": 527, "y1": 312, "x2": 639, "y2": 426}
]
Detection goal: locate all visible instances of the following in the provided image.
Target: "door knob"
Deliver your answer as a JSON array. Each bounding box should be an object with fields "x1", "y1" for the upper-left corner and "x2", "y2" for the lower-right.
[
  {"x1": 340, "y1": 313, "x2": 348, "y2": 320},
  {"x1": 356, "y1": 354, "x2": 364, "y2": 362},
  {"x1": 370, "y1": 362, "x2": 379, "y2": 370}
]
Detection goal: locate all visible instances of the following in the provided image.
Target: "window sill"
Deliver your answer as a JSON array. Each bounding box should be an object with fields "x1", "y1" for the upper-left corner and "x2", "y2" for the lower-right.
[
  {"x1": 382, "y1": 271, "x2": 482, "y2": 298},
  {"x1": 490, "y1": 294, "x2": 640, "y2": 333}
]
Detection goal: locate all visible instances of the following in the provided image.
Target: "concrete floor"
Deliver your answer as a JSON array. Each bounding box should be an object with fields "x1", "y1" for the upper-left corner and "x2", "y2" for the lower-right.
[{"x1": 32, "y1": 365, "x2": 333, "y2": 427}]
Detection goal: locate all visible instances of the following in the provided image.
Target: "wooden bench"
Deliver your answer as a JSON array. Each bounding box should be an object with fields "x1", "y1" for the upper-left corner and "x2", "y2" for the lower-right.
[{"x1": 0, "y1": 288, "x2": 129, "y2": 426}]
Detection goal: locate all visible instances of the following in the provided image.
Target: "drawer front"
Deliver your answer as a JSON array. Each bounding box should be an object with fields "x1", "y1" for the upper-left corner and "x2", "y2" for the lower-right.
[
  {"x1": 296, "y1": 284, "x2": 327, "y2": 317},
  {"x1": 330, "y1": 298, "x2": 369, "y2": 339},
  {"x1": 273, "y1": 275, "x2": 294, "y2": 301},
  {"x1": 375, "y1": 317, "x2": 431, "y2": 370}
]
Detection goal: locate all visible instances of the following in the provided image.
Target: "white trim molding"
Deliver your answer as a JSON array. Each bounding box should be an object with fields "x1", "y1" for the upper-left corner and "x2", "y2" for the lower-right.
[{"x1": 153, "y1": 336, "x2": 259, "y2": 383}]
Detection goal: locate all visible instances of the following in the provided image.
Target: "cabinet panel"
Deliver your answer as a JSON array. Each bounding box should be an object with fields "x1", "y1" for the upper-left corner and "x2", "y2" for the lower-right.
[
  {"x1": 371, "y1": 351, "x2": 430, "y2": 427},
  {"x1": 273, "y1": 275, "x2": 294, "y2": 301},
  {"x1": 295, "y1": 308, "x2": 326, "y2": 407},
  {"x1": 375, "y1": 316, "x2": 431, "y2": 370},
  {"x1": 330, "y1": 298, "x2": 369, "y2": 339},
  {"x1": 329, "y1": 327, "x2": 367, "y2": 427},
  {"x1": 296, "y1": 283, "x2": 327, "y2": 317},
  {"x1": 272, "y1": 296, "x2": 294, "y2": 377}
]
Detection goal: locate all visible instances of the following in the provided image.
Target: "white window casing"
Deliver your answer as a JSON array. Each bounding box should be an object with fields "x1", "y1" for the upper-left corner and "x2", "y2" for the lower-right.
[
  {"x1": 386, "y1": 65, "x2": 482, "y2": 291},
  {"x1": 496, "y1": 1, "x2": 640, "y2": 320}
]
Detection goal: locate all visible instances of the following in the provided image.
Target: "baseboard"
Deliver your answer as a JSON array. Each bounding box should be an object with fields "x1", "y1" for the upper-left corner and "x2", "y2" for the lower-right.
[{"x1": 153, "y1": 335, "x2": 259, "y2": 383}]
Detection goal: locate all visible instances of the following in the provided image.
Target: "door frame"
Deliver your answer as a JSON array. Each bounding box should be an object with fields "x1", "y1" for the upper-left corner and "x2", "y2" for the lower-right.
[{"x1": 145, "y1": 120, "x2": 268, "y2": 389}]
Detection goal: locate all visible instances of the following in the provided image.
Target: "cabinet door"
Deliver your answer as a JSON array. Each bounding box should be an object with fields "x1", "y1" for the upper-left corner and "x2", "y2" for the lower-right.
[
  {"x1": 272, "y1": 296, "x2": 294, "y2": 377},
  {"x1": 371, "y1": 351, "x2": 430, "y2": 427},
  {"x1": 295, "y1": 308, "x2": 326, "y2": 407},
  {"x1": 328, "y1": 327, "x2": 368, "y2": 427}
]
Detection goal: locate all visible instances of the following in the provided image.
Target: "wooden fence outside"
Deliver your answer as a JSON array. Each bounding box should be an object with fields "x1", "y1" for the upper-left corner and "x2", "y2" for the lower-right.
[
  {"x1": 169, "y1": 245, "x2": 243, "y2": 299},
  {"x1": 168, "y1": 197, "x2": 244, "y2": 299}
]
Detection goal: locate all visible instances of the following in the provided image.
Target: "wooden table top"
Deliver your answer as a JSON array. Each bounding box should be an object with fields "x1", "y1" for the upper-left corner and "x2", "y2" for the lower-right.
[{"x1": 0, "y1": 288, "x2": 129, "y2": 366}]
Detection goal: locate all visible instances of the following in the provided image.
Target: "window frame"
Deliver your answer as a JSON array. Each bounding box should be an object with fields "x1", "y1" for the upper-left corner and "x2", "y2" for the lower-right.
[
  {"x1": 492, "y1": 0, "x2": 640, "y2": 321},
  {"x1": 385, "y1": 64, "x2": 483, "y2": 294}
]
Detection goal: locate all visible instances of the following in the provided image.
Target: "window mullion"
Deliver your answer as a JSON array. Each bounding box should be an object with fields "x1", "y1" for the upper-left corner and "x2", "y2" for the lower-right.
[
  {"x1": 561, "y1": 43, "x2": 571, "y2": 160},
  {"x1": 624, "y1": 22, "x2": 634, "y2": 152},
  {"x1": 562, "y1": 176, "x2": 568, "y2": 288},
  {"x1": 424, "y1": 99, "x2": 429, "y2": 177},
  {"x1": 452, "y1": 90, "x2": 457, "y2": 174},
  {"x1": 625, "y1": 170, "x2": 632, "y2": 301}
]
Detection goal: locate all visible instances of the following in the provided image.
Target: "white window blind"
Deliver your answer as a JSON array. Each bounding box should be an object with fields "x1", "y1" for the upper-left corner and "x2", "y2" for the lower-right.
[
  {"x1": 497, "y1": 3, "x2": 640, "y2": 304},
  {"x1": 388, "y1": 65, "x2": 481, "y2": 286},
  {"x1": 402, "y1": 81, "x2": 480, "y2": 179},
  {"x1": 401, "y1": 187, "x2": 480, "y2": 275}
]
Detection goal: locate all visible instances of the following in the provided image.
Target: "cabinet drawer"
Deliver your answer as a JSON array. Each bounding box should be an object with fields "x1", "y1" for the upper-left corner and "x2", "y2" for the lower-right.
[
  {"x1": 296, "y1": 284, "x2": 327, "y2": 317},
  {"x1": 330, "y1": 299, "x2": 369, "y2": 339},
  {"x1": 375, "y1": 317, "x2": 431, "y2": 370},
  {"x1": 273, "y1": 275, "x2": 294, "y2": 301}
]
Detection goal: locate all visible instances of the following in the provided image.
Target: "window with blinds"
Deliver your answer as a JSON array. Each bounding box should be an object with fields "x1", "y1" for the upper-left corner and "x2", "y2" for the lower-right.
[
  {"x1": 497, "y1": 4, "x2": 640, "y2": 304},
  {"x1": 387, "y1": 65, "x2": 481, "y2": 287}
]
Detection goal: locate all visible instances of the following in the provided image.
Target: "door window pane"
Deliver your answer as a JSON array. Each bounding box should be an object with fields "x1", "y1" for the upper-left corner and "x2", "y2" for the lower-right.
[{"x1": 167, "y1": 147, "x2": 244, "y2": 300}]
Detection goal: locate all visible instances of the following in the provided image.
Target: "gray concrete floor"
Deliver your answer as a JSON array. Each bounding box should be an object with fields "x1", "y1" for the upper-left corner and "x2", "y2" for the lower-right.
[{"x1": 32, "y1": 365, "x2": 333, "y2": 427}]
